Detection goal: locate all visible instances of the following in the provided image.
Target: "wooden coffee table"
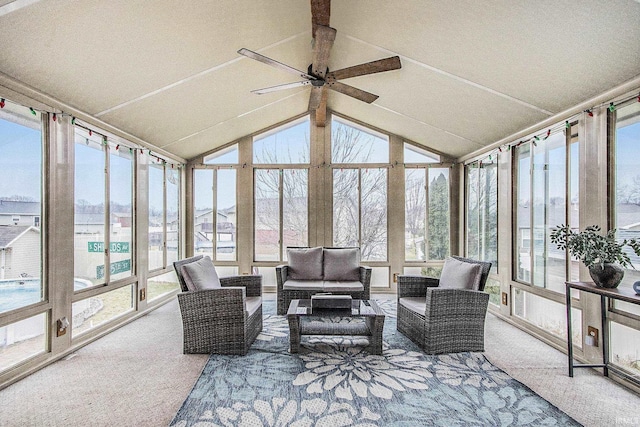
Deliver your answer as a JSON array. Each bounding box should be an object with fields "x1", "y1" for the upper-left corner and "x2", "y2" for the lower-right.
[{"x1": 286, "y1": 299, "x2": 385, "y2": 355}]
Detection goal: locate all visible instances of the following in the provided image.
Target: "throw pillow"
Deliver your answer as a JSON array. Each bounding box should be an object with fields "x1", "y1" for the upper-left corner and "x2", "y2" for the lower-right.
[
  {"x1": 323, "y1": 247, "x2": 360, "y2": 281},
  {"x1": 287, "y1": 247, "x2": 324, "y2": 280},
  {"x1": 439, "y1": 257, "x2": 482, "y2": 290},
  {"x1": 180, "y1": 256, "x2": 221, "y2": 291}
]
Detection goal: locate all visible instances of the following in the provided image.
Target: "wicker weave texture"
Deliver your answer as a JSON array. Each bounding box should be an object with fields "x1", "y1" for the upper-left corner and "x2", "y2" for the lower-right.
[
  {"x1": 173, "y1": 257, "x2": 263, "y2": 355},
  {"x1": 276, "y1": 265, "x2": 371, "y2": 315},
  {"x1": 396, "y1": 258, "x2": 491, "y2": 354}
]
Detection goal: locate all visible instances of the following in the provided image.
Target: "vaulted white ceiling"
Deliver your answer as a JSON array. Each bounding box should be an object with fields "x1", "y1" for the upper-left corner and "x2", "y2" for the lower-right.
[{"x1": 1, "y1": 0, "x2": 639, "y2": 161}]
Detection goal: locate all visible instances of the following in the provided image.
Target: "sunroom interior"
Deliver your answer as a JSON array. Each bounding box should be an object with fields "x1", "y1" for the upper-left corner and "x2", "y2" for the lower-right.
[{"x1": 1, "y1": 0, "x2": 640, "y2": 421}]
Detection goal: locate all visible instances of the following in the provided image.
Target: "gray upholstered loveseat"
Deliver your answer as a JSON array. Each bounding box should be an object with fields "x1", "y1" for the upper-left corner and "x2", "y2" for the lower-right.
[{"x1": 275, "y1": 247, "x2": 371, "y2": 315}]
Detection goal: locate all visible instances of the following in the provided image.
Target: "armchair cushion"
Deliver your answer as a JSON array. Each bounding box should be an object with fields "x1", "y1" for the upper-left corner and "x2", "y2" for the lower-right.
[
  {"x1": 245, "y1": 296, "x2": 262, "y2": 316},
  {"x1": 287, "y1": 247, "x2": 324, "y2": 280},
  {"x1": 439, "y1": 257, "x2": 482, "y2": 290},
  {"x1": 323, "y1": 247, "x2": 360, "y2": 281},
  {"x1": 180, "y1": 256, "x2": 221, "y2": 291},
  {"x1": 398, "y1": 296, "x2": 426, "y2": 314}
]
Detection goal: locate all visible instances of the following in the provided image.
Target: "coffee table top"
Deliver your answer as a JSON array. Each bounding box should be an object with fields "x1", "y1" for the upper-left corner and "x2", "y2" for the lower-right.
[{"x1": 287, "y1": 299, "x2": 383, "y2": 317}]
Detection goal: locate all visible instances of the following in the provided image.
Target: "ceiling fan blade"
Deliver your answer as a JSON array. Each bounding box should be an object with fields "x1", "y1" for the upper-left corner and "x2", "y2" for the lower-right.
[
  {"x1": 238, "y1": 48, "x2": 316, "y2": 80},
  {"x1": 311, "y1": 0, "x2": 331, "y2": 39},
  {"x1": 311, "y1": 25, "x2": 336, "y2": 78},
  {"x1": 328, "y1": 56, "x2": 402, "y2": 81},
  {"x1": 308, "y1": 86, "x2": 323, "y2": 110},
  {"x1": 326, "y1": 80, "x2": 379, "y2": 103},
  {"x1": 251, "y1": 80, "x2": 312, "y2": 94}
]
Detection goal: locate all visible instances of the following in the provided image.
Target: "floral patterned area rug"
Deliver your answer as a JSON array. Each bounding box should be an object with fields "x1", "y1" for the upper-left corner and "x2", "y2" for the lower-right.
[{"x1": 171, "y1": 300, "x2": 580, "y2": 427}]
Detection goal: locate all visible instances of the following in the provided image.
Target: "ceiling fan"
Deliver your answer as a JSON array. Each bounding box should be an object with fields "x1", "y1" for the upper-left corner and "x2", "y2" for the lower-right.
[{"x1": 238, "y1": 0, "x2": 401, "y2": 126}]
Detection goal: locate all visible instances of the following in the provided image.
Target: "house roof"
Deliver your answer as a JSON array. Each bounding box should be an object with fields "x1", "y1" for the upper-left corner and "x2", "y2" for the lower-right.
[
  {"x1": 0, "y1": 1, "x2": 638, "y2": 162},
  {"x1": 0, "y1": 225, "x2": 39, "y2": 248},
  {"x1": 0, "y1": 200, "x2": 40, "y2": 215}
]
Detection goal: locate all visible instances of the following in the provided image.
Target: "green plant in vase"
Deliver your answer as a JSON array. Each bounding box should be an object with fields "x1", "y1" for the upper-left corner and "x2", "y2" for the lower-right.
[{"x1": 550, "y1": 224, "x2": 640, "y2": 288}]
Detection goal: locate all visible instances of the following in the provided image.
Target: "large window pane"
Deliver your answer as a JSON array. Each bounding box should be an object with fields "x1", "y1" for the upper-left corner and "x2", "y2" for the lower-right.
[
  {"x1": 109, "y1": 147, "x2": 133, "y2": 281},
  {"x1": 194, "y1": 169, "x2": 214, "y2": 258},
  {"x1": 74, "y1": 130, "x2": 106, "y2": 287},
  {"x1": 404, "y1": 143, "x2": 440, "y2": 163},
  {"x1": 332, "y1": 117, "x2": 388, "y2": 164},
  {"x1": 362, "y1": 168, "x2": 387, "y2": 261},
  {"x1": 0, "y1": 312, "x2": 47, "y2": 372},
  {"x1": 282, "y1": 169, "x2": 308, "y2": 254},
  {"x1": 166, "y1": 167, "x2": 179, "y2": 265},
  {"x1": 216, "y1": 169, "x2": 237, "y2": 261},
  {"x1": 610, "y1": 321, "x2": 640, "y2": 378},
  {"x1": 72, "y1": 284, "x2": 134, "y2": 337},
  {"x1": 405, "y1": 168, "x2": 426, "y2": 261},
  {"x1": 466, "y1": 161, "x2": 496, "y2": 270},
  {"x1": 255, "y1": 169, "x2": 280, "y2": 261},
  {"x1": 147, "y1": 271, "x2": 179, "y2": 301},
  {"x1": 516, "y1": 144, "x2": 531, "y2": 282},
  {"x1": 0, "y1": 102, "x2": 43, "y2": 313},
  {"x1": 333, "y1": 169, "x2": 359, "y2": 248},
  {"x1": 513, "y1": 288, "x2": 582, "y2": 347},
  {"x1": 148, "y1": 163, "x2": 165, "y2": 271},
  {"x1": 204, "y1": 144, "x2": 238, "y2": 165},
  {"x1": 253, "y1": 117, "x2": 310, "y2": 164},
  {"x1": 615, "y1": 100, "x2": 640, "y2": 296},
  {"x1": 428, "y1": 168, "x2": 450, "y2": 260}
]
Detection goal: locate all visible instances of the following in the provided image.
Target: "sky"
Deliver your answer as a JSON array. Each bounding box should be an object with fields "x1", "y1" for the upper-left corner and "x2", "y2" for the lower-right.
[{"x1": 0, "y1": 119, "x2": 42, "y2": 201}]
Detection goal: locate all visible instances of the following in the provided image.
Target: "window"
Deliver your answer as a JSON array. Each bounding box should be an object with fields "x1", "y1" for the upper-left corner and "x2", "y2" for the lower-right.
[
  {"x1": 254, "y1": 117, "x2": 310, "y2": 164},
  {"x1": 332, "y1": 117, "x2": 388, "y2": 164},
  {"x1": 204, "y1": 144, "x2": 238, "y2": 165},
  {"x1": 194, "y1": 168, "x2": 237, "y2": 261},
  {"x1": 614, "y1": 100, "x2": 640, "y2": 296},
  {"x1": 333, "y1": 168, "x2": 387, "y2": 261},
  {"x1": 466, "y1": 158, "x2": 497, "y2": 272},
  {"x1": 611, "y1": 98, "x2": 640, "y2": 347},
  {"x1": 404, "y1": 143, "x2": 440, "y2": 163},
  {"x1": 514, "y1": 126, "x2": 578, "y2": 293},
  {"x1": 254, "y1": 168, "x2": 308, "y2": 261},
  {"x1": 513, "y1": 288, "x2": 582, "y2": 346},
  {"x1": 331, "y1": 118, "x2": 389, "y2": 262},
  {"x1": 148, "y1": 160, "x2": 181, "y2": 299},
  {"x1": 252, "y1": 119, "x2": 310, "y2": 263},
  {"x1": 405, "y1": 167, "x2": 450, "y2": 261},
  {"x1": 74, "y1": 128, "x2": 134, "y2": 287},
  {"x1": 71, "y1": 284, "x2": 134, "y2": 337},
  {"x1": 0, "y1": 100, "x2": 44, "y2": 373}
]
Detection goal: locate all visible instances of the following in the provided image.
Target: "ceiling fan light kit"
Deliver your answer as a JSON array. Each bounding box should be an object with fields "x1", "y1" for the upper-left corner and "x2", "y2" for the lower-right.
[{"x1": 238, "y1": 0, "x2": 401, "y2": 126}]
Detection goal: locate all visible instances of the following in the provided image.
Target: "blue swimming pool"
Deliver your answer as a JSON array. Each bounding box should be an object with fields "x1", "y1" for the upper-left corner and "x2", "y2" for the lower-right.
[{"x1": 0, "y1": 278, "x2": 90, "y2": 313}]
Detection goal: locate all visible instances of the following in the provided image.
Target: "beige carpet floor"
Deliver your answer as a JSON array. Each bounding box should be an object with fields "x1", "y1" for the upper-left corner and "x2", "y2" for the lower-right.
[{"x1": 0, "y1": 294, "x2": 638, "y2": 427}]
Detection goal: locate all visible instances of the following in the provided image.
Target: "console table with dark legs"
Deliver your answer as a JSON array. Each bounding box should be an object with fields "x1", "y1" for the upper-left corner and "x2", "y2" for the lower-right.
[{"x1": 565, "y1": 281, "x2": 640, "y2": 385}]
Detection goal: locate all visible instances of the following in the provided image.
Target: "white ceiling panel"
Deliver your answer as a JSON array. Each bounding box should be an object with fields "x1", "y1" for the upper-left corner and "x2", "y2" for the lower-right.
[{"x1": 0, "y1": 0, "x2": 638, "y2": 160}]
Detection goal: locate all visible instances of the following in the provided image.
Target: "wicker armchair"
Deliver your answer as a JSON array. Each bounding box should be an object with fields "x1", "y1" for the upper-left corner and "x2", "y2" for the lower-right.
[
  {"x1": 397, "y1": 256, "x2": 492, "y2": 354},
  {"x1": 173, "y1": 255, "x2": 263, "y2": 355}
]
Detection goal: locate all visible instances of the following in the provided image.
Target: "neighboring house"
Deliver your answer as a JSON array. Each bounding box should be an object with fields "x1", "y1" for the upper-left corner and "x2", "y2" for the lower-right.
[
  {"x1": 194, "y1": 208, "x2": 236, "y2": 252},
  {"x1": 0, "y1": 200, "x2": 40, "y2": 227},
  {"x1": 0, "y1": 225, "x2": 41, "y2": 280}
]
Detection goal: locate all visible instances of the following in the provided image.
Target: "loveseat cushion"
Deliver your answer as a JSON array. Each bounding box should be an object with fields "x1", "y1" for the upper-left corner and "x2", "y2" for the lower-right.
[
  {"x1": 282, "y1": 279, "x2": 325, "y2": 291},
  {"x1": 323, "y1": 247, "x2": 360, "y2": 281},
  {"x1": 323, "y1": 281, "x2": 364, "y2": 293},
  {"x1": 180, "y1": 256, "x2": 221, "y2": 291},
  {"x1": 439, "y1": 257, "x2": 482, "y2": 290},
  {"x1": 287, "y1": 247, "x2": 324, "y2": 280}
]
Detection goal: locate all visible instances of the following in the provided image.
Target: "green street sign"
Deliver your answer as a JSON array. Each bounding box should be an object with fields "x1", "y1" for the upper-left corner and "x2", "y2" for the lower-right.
[
  {"x1": 96, "y1": 259, "x2": 131, "y2": 279},
  {"x1": 88, "y1": 242, "x2": 130, "y2": 253}
]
